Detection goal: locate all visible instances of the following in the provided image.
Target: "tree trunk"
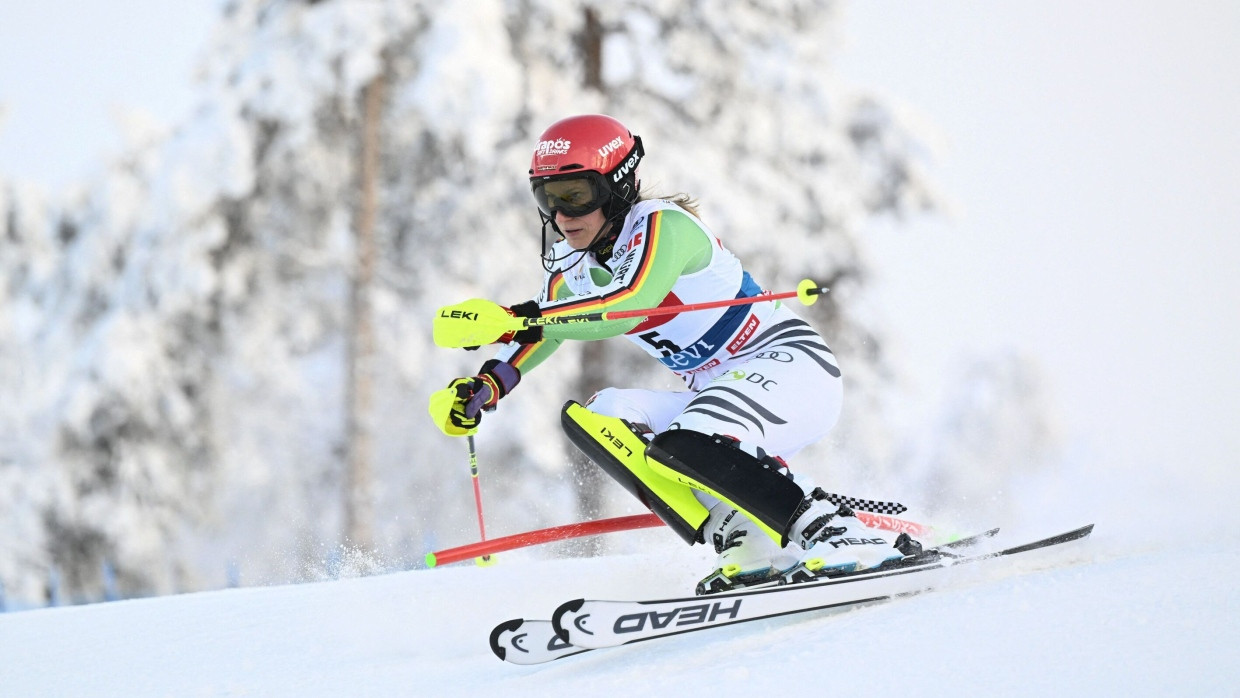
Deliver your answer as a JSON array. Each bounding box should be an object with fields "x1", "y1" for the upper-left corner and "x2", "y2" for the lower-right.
[
  {"x1": 562, "y1": 7, "x2": 610, "y2": 556},
  {"x1": 344, "y1": 71, "x2": 384, "y2": 550}
]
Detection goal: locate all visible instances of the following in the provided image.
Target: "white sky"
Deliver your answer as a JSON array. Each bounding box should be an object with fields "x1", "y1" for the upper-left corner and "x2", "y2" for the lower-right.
[
  {"x1": 2, "y1": 1, "x2": 1237, "y2": 482},
  {"x1": 0, "y1": 1, "x2": 217, "y2": 189},
  {"x1": 836, "y1": 2, "x2": 1240, "y2": 480}
]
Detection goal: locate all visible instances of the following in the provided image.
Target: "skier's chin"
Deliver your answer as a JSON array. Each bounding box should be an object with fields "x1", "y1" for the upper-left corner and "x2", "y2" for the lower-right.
[{"x1": 563, "y1": 229, "x2": 593, "y2": 249}]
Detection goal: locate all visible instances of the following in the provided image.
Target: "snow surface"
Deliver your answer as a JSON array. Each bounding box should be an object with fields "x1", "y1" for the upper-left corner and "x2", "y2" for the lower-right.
[{"x1": 2, "y1": 527, "x2": 1235, "y2": 697}]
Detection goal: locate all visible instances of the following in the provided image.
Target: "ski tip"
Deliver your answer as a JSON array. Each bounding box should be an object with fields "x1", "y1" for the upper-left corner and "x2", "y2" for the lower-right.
[
  {"x1": 962, "y1": 527, "x2": 1001, "y2": 543},
  {"x1": 489, "y1": 618, "x2": 525, "y2": 661},
  {"x1": 1053, "y1": 524, "x2": 1095, "y2": 542},
  {"x1": 999, "y1": 523, "x2": 1097, "y2": 556},
  {"x1": 424, "y1": 552, "x2": 438, "y2": 568}
]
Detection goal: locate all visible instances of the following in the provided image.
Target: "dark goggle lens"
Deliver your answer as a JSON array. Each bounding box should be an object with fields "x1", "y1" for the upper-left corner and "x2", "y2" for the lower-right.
[{"x1": 533, "y1": 178, "x2": 603, "y2": 217}]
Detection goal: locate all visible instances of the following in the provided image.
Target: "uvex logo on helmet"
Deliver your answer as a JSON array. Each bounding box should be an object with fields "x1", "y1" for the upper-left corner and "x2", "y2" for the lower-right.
[{"x1": 598, "y1": 137, "x2": 624, "y2": 158}]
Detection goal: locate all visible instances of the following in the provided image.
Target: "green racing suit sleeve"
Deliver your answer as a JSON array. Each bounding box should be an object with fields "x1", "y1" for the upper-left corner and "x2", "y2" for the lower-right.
[{"x1": 494, "y1": 207, "x2": 712, "y2": 375}]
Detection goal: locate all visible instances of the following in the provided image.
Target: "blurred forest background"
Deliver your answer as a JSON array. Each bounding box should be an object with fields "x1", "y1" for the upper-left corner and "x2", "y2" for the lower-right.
[{"x1": 0, "y1": 0, "x2": 1065, "y2": 606}]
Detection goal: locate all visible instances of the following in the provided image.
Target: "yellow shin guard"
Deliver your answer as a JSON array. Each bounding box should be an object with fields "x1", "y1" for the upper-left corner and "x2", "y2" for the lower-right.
[{"x1": 560, "y1": 401, "x2": 709, "y2": 544}]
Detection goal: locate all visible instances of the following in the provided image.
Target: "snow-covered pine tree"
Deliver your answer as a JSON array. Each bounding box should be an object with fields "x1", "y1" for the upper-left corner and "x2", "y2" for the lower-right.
[
  {"x1": 0, "y1": 0, "x2": 940, "y2": 601},
  {"x1": 0, "y1": 136, "x2": 225, "y2": 598}
]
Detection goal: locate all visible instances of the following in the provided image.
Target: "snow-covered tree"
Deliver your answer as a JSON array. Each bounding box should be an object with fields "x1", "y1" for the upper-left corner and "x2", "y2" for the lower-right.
[{"x1": 0, "y1": 0, "x2": 943, "y2": 602}]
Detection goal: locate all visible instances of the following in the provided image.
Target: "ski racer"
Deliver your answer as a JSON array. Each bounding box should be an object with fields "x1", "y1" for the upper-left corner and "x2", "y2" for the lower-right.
[{"x1": 429, "y1": 114, "x2": 921, "y2": 592}]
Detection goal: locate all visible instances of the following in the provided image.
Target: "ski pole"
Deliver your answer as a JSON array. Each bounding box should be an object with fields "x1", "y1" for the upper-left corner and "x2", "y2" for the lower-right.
[
  {"x1": 466, "y1": 434, "x2": 496, "y2": 566},
  {"x1": 434, "y1": 280, "x2": 828, "y2": 348},
  {"x1": 425, "y1": 513, "x2": 666, "y2": 568},
  {"x1": 522, "y1": 278, "x2": 828, "y2": 329},
  {"x1": 424, "y1": 509, "x2": 941, "y2": 568}
]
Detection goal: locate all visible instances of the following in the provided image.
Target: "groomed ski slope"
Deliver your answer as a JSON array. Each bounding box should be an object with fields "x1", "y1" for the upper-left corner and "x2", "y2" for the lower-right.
[{"x1": 1, "y1": 527, "x2": 1235, "y2": 697}]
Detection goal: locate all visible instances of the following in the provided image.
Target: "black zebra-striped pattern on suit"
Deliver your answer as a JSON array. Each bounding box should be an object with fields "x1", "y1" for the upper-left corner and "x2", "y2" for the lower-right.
[{"x1": 669, "y1": 309, "x2": 842, "y2": 459}]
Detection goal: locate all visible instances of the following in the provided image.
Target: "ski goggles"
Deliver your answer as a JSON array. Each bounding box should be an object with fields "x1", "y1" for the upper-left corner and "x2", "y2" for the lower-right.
[{"x1": 530, "y1": 173, "x2": 609, "y2": 218}]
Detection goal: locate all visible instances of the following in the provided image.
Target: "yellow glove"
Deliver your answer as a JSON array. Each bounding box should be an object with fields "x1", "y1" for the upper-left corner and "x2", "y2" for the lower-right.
[
  {"x1": 427, "y1": 360, "x2": 522, "y2": 437},
  {"x1": 433, "y1": 299, "x2": 525, "y2": 348},
  {"x1": 428, "y1": 379, "x2": 483, "y2": 436}
]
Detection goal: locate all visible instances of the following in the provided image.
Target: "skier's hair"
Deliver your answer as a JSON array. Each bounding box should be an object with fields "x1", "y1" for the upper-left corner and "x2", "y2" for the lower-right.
[{"x1": 640, "y1": 192, "x2": 701, "y2": 219}]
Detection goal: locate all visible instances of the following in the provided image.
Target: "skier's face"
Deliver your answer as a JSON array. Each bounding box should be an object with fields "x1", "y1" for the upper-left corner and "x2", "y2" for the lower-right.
[
  {"x1": 555, "y1": 207, "x2": 609, "y2": 250},
  {"x1": 532, "y1": 175, "x2": 612, "y2": 250}
]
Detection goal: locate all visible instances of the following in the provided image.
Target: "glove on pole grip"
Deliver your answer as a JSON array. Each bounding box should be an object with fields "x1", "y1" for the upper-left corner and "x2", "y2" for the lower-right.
[{"x1": 465, "y1": 359, "x2": 521, "y2": 417}]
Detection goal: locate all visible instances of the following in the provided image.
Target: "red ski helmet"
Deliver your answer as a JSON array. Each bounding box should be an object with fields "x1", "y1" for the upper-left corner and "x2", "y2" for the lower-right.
[{"x1": 529, "y1": 114, "x2": 644, "y2": 223}]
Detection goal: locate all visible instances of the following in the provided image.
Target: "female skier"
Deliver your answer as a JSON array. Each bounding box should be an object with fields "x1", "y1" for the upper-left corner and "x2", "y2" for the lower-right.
[{"x1": 429, "y1": 114, "x2": 919, "y2": 592}]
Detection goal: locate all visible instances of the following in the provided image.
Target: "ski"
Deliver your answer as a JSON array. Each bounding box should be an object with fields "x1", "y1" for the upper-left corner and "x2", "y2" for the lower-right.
[
  {"x1": 488, "y1": 526, "x2": 1001, "y2": 664},
  {"x1": 696, "y1": 525, "x2": 1001, "y2": 595},
  {"x1": 489, "y1": 618, "x2": 590, "y2": 665},
  {"x1": 551, "y1": 524, "x2": 1092, "y2": 651}
]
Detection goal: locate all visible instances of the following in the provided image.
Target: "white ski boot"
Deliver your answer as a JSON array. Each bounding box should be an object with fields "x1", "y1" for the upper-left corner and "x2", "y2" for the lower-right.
[
  {"x1": 786, "y1": 487, "x2": 924, "y2": 578},
  {"x1": 695, "y1": 503, "x2": 801, "y2": 595}
]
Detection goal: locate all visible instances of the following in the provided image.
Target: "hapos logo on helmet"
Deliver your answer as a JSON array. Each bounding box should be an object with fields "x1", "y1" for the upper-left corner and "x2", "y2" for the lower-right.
[{"x1": 537, "y1": 138, "x2": 572, "y2": 156}]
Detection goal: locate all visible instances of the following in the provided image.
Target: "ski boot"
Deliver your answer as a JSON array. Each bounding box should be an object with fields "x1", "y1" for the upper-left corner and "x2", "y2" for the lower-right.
[
  {"x1": 695, "y1": 504, "x2": 800, "y2": 595},
  {"x1": 781, "y1": 488, "x2": 925, "y2": 582}
]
